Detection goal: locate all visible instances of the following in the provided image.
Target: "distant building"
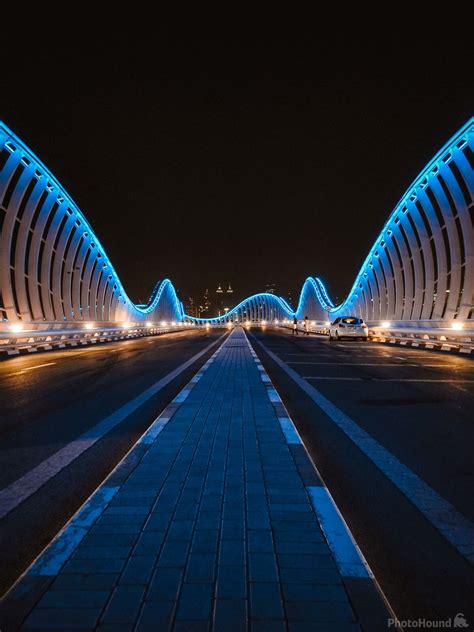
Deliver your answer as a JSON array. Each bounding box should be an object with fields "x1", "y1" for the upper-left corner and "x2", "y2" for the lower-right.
[
  {"x1": 185, "y1": 296, "x2": 199, "y2": 318},
  {"x1": 202, "y1": 289, "x2": 211, "y2": 314}
]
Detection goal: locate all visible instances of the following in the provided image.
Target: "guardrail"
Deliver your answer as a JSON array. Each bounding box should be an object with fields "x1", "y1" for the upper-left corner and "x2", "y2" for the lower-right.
[
  {"x1": 0, "y1": 321, "x2": 196, "y2": 357},
  {"x1": 368, "y1": 325, "x2": 474, "y2": 354},
  {"x1": 271, "y1": 320, "x2": 474, "y2": 355}
]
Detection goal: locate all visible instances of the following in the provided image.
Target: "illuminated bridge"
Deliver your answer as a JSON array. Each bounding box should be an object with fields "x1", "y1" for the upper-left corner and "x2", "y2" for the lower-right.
[
  {"x1": 1, "y1": 120, "x2": 474, "y2": 631},
  {"x1": 0, "y1": 118, "x2": 473, "y2": 336}
]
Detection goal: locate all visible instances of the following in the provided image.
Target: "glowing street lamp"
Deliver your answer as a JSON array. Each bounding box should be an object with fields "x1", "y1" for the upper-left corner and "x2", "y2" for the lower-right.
[{"x1": 9, "y1": 323, "x2": 24, "y2": 333}]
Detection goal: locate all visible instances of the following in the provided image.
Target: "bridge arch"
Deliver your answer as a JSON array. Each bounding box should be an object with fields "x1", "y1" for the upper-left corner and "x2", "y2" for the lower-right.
[{"x1": 0, "y1": 119, "x2": 472, "y2": 331}]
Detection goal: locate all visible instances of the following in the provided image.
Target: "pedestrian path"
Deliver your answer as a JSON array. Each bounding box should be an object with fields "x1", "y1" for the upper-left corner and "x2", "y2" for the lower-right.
[{"x1": 4, "y1": 328, "x2": 389, "y2": 631}]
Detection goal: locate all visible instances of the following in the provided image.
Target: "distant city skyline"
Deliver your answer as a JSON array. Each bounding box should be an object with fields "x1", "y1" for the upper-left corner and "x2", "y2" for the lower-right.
[{"x1": 183, "y1": 282, "x2": 296, "y2": 318}]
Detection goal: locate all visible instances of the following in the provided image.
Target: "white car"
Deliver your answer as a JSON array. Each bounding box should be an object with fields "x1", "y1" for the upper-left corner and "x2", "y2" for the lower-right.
[{"x1": 328, "y1": 316, "x2": 368, "y2": 341}]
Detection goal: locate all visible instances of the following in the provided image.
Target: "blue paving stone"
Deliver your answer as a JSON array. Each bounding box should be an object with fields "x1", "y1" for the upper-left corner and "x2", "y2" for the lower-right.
[
  {"x1": 96, "y1": 514, "x2": 146, "y2": 526},
  {"x1": 90, "y1": 524, "x2": 143, "y2": 535},
  {"x1": 62, "y1": 558, "x2": 126, "y2": 574},
  {"x1": 174, "y1": 622, "x2": 210, "y2": 632},
  {"x1": 167, "y1": 521, "x2": 194, "y2": 541},
  {"x1": 23, "y1": 608, "x2": 101, "y2": 629},
  {"x1": 271, "y1": 524, "x2": 325, "y2": 543},
  {"x1": 249, "y1": 582, "x2": 284, "y2": 620},
  {"x1": 247, "y1": 530, "x2": 275, "y2": 553},
  {"x1": 185, "y1": 552, "x2": 216, "y2": 582},
  {"x1": 216, "y1": 565, "x2": 247, "y2": 599},
  {"x1": 51, "y1": 574, "x2": 118, "y2": 591},
  {"x1": 287, "y1": 623, "x2": 361, "y2": 632},
  {"x1": 196, "y1": 511, "x2": 221, "y2": 530},
  {"x1": 214, "y1": 598, "x2": 247, "y2": 632},
  {"x1": 285, "y1": 600, "x2": 355, "y2": 622},
  {"x1": 250, "y1": 621, "x2": 287, "y2": 632},
  {"x1": 175, "y1": 583, "x2": 213, "y2": 620},
  {"x1": 73, "y1": 546, "x2": 131, "y2": 559},
  {"x1": 249, "y1": 553, "x2": 279, "y2": 582},
  {"x1": 282, "y1": 582, "x2": 349, "y2": 603},
  {"x1": 277, "y1": 554, "x2": 336, "y2": 569},
  {"x1": 275, "y1": 541, "x2": 329, "y2": 555},
  {"x1": 246, "y1": 512, "x2": 271, "y2": 530},
  {"x1": 96, "y1": 624, "x2": 135, "y2": 632},
  {"x1": 191, "y1": 529, "x2": 219, "y2": 553},
  {"x1": 158, "y1": 540, "x2": 190, "y2": 567},
  {"x1": 279, "y1": 567, "x2": 342, "y2": 584},
  {"x1": 37, "y1": 589, "x2": 110, "y2": 609},
  {"x1": 109, "y1": 497, "x2": 154, "y2": 508},
  {"x1": 219, "y1": 540, "x2": 246, "y2": 566},
  {"x1": 104, "y1": 506, "x2": 150, "y2": 516},
  {"x1": 120, "y1": 556, "x2": 157, "y2": 585},
  {"x1": 145, "y1": 513, "x2": 172, "y2": 531},
  {"x1": 221, "y1": 520, "x2": 245, "y2": 540},
  {"x1": 82, "y1": 533, "x2": 138, "y2": 547},
  {"x1": 147, "y1": 567, "x2": 183, "y2": 601},
  {"x1": 101, "y1": 585, "x2": 145, "y2": 624},
  {"x1": 135, "y1": 600, "x2": 175, "y2": 630},
  {"x1": 134, "y1": 531, "x2": 165, "y2": 555}
]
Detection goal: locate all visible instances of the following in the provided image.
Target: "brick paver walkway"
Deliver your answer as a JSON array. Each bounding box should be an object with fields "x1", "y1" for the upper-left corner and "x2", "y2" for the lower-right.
[{"x1": 16, "y1": 329, "x2": 378, "y2": 631}]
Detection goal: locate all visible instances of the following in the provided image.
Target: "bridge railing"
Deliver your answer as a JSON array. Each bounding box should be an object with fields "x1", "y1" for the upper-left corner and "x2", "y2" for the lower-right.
[
  {"x1": 367, "y1": 322, "x2": 474, "y2": 353},
  {"x1": 0, "y1": 321, "x2": 194, "y2": 357},
  {"x1": 269, "y1": 319, "x2": 474, "y2": 354}
]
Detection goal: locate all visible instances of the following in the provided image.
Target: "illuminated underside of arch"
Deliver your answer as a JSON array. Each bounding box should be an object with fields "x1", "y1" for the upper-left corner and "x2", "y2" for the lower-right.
[{"x1": 0, "y1": 119, "x2": 472, "y2": 329}]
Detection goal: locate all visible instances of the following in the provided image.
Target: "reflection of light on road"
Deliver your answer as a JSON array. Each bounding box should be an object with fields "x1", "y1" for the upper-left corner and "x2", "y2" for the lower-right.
[{"x1": 11, "y1": 362, "x2": 56, "y2": 376}]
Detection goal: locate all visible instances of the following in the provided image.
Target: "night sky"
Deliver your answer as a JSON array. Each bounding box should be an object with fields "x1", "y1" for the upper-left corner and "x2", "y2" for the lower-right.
[{"x1": 2, "y1": 51, "x2": 473, "y2": 310}]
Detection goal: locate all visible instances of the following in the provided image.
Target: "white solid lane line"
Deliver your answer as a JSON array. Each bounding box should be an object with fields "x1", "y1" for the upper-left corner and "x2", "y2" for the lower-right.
[
  {"x1": 10, "y1": 362, "x2": 57, "y2": 376},
  {"x1": 0, "y1": 333, "x2": 228, "y2": 520}
]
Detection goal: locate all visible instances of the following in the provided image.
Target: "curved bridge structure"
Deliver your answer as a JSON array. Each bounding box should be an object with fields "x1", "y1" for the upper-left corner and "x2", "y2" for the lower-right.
[
  {"x1": 0, "y1": 119, "x2": 472, "y2": 334},
  {"x1": 0, "y1": 123, "x2": 183, "y2": 328}
]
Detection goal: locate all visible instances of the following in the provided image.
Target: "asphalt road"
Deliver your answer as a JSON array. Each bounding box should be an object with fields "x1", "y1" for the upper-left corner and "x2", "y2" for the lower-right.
[
  {"x1": 249, "y1": 328, "x2": 474, "y2": 624},
  {"x1": 0, "y1": 328, "x2": 226, "y2": 595}
]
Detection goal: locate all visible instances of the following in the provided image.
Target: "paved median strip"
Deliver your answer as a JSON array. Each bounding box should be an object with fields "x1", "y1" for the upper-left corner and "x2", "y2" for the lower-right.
[
  {"x1": 244, "y1": 332, "x2": 395, "y2": 628},
  {"x1": 244, "y1": 335, "x2": 374, "y2": 581},
  {"x1": 0, "y1": 333, "x2": 227, "y2": 520}
]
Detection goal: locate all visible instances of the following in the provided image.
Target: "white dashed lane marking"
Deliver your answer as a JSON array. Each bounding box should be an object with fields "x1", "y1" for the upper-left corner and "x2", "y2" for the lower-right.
[{"x1": 9, "y1": 362, "x2": 56, "y2": 376}]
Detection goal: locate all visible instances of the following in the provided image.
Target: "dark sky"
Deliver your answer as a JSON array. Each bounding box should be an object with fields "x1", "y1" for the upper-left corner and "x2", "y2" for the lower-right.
[{"x1": 1, "y1": 48, "x2": 473, "y2": 310}]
